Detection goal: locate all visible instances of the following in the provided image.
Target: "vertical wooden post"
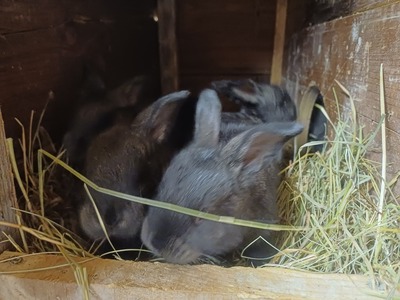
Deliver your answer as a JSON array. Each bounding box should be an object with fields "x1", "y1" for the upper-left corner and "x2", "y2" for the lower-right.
[
  {"x1": 270, "y1": 0, "x2": 288, "y2": 85},
  {"x1": 158, "y1": 0, "x2": 179, "y2": 94},
  {"x1": 0, "y1": 110, "x2": 19, "y2": 253}
]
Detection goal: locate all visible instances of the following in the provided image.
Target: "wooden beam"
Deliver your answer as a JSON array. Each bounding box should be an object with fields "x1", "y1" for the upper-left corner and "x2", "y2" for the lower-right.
[
  {"x1": 270, "y1": 0, "x2": 288, "y2": 85},
  {"x1": 0, "y1": 251, "x2": 391, "y2": 299},
  {"x1": 158, "y1": 0, "x2": 179, "y2": 94},
  {"x1": 0, "y1": 111, "x2": 19, "y2": 253}
]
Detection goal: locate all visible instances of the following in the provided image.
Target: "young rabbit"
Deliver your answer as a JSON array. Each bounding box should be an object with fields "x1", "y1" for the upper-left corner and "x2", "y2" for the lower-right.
[
  {"x1": 63, "y1": 75, "x2": 156, "y2": 170},
  {"x1": 141, "y1": 89, "x2": 303, "y2": 264},
  {"x1": 78, "y1": 90, "x2": 192, "y2": 244},
  {"x1": 214, "y1": 79, "x2": 299, "y2": 161},
  {"x1": 212, "y1": 78, "x2": 297, "y2": 123}
]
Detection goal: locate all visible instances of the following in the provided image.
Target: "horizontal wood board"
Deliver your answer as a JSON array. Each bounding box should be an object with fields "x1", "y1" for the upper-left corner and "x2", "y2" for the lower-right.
[
  {"x1": 310, "y1": 0, "x2": 397, "y2": 24},
  {"x1": 0, "y1": 251, "x2": 390, "y2": 299}
]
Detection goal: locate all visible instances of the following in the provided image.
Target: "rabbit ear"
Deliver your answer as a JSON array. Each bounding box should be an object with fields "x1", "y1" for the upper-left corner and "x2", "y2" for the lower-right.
[
  {"x1": 211, "y1": 79, "x2": 259, "y2": 104},
  {"x1": 230, "y1": 79, "x2": 260, "y2": 104},
  {"x1": 193, "y1": 89, "x2": 221, "y2": 147},
  {"x1": 107, "y1": 76, "x2": 148, "y2": 107},
  {"x1": 222, "y1": 122, "x2": 303, "y2": 172},
  {"x1": 135, "y1": 90, "x2": 191, "y2": 143}
]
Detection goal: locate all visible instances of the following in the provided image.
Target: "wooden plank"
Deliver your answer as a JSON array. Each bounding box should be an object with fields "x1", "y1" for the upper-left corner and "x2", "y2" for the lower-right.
[
  {"x1": 0, "y1": 112, "x2": 19, "y2": 253},
  {"x1": 310, "y1": 0, "x2": 352, "y2": 23},
  {"x1": 0, "y1": 0, "x2": 159, "y2": 141},
  {"x1": 270, "y1": 0, "x2": 288, "y2": 85},
  {"x1": 177, "y1": 0, "x2": 275, "y2": 92},
  {"x1": 283, "y1": 2, "x2": 400, "y2": 192},
  {"x1": 310, "y1": 0, "x2": 399, "y2": 24},
  {"x1": 286, "y1": 0, "x2": 312, "y2": 43},
  {"x1": 158, "y1": 0, "x2": 179, "y2": 94},
  {"x1": 0, "y1": 251, "x2": 390, "y2": 299}
]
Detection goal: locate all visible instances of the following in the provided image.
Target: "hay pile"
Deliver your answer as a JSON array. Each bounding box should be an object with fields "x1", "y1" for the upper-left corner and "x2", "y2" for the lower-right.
[
  {"x1": 3, "y1": 110, "x2": 87, "y2": 255},
  {"x1": 274, "y1": 77, "x2": 399, "y2": 293},
  {"x1": 2, "y1": 110, "x2": 93, "y2": 297}
]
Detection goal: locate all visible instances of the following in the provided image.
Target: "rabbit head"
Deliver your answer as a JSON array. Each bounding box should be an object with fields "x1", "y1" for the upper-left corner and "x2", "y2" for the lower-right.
[
  {"x1": 79, "y1": 90, "x2": 191, "y2": 242},
  {"x1": 212, "y1": 79, "x2": 297, "y2": 123},
  {"x1": 63, "y1": 75, "x2": 154, "y2": 170},
  {"x1": 141, "y1": 89, "x2": 303, "y2": 264}
]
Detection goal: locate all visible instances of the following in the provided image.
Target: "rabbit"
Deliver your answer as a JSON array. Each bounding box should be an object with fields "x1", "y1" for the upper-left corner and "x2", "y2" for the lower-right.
[
  {"x1": 212, "y1": 78, "x2": 297, "y2": 123},
  {"x1": 140, "y1": 89, "x2": 303, "y2": 264},
  {"x1": 63, "y1": 74, "x2": 157, "y2": 170},
  {"x1": 78, "y1": 90, "x2": 193, "y2": 245},
  {"x1": 213, "y1": 79, "x2": 299, "y2": 162}
]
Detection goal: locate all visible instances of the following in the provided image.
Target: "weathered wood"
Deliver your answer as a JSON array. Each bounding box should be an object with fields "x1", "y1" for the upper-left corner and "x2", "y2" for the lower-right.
[
  {"x1": 177, "y1": 0, "x2": 276, "y2": 92},
  {"x1": 286, "y1": 0, "x2": 312, "y2": 48},
  {"x1": 158, "y1": 0, "x2": 179, "y2": 94},
  {"x1": 0, "y1": 0, "x2": 159, "y2": 142},
  {"x1": 270, "y1": 0, "x2": 288, "y2": 85},
  {"x1": 310, "y1": 0, "x2": 399, "y2": 24},
  {"x1": 0, "y1": 251, "x2": 391, "y2": 299},
  {"x1": 283, "y1": 2, "x2": 400, "y2": 192},
  {"x1": 0, "y1": 112, "x2": 19, "y2": 253}
]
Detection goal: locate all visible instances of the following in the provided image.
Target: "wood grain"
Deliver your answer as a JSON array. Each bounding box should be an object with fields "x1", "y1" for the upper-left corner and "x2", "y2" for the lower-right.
[
  {"x1": 158, "y1": 0, "x2": 179, "y2": 94},
  {"x1": 0, "y1": 251, "x2": 390, "y2": 299},
  {"x1": 270, "y1": 0, "x2": 288, "y2": 85},
  {"x1": 283, "y1": 1, "x2": 400, "y2": 192},
  {"x1": 310, "y1": 0, "x2": 399, "y2": 24},
  {"x1": 0, "y1": 0, "x2": 159, "y2": 143},
  {"x1": 177, "y1": 0, "x2": 276, "y2": 91},
  {"x1": 0, "y1": 112, "x2": 19, "y2": 253}
]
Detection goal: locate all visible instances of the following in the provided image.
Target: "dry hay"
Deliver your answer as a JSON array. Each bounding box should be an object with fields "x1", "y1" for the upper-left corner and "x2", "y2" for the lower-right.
[{"x1": 273, "y1": 71, "x2": 400, "y2": 294}]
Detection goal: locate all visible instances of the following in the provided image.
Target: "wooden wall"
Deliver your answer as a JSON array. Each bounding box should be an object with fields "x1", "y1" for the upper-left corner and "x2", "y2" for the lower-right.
[
  {"x1": 0, "y1": 0, "x2": 304, "y2": 139},
  {"x1": 176, "y1": 0, "x2": 276, "y2": 96},
  {"x1": 283, "y1": 0, "x2": 400, "y2": 189},
  {"x1": 310, "y1": 1, "x2": 396, "y2": 24},
  {"x1": 0, "y1": 0, "x2": 159, "y2": 142}
]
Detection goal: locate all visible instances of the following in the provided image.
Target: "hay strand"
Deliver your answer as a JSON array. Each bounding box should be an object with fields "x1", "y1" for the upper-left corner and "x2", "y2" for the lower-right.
[{"x1": 378, "y1": 63, "x2": 387, "y2": 224}]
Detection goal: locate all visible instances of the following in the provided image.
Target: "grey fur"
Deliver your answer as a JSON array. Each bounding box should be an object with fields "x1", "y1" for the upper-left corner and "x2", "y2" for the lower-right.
[
  {"x1": 141, "y1": 88, "x2": 303, "y2": 264},
  {"x1": 212, "y1": 79, "x2": 297, "y2": 123}
]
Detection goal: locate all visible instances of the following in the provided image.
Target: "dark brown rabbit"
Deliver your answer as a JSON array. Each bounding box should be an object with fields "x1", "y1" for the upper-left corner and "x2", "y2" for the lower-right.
[
  {"x1": 78, "y1": 90, "x2": 192, "y2": 244},
  {"x1": 141, "y1": 89, "x2": 303, "y2": 264},
  {"x1": 63, "y1": 75, "x2": 156, "y2": 170}
]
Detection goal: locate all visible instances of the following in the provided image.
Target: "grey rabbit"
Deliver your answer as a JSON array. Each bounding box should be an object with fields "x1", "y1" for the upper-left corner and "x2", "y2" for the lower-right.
[
  {"x1": 141, "y1": 89, "x2": 303, "y2": 264},
  {"x1": 212, "y1": 78, "x2": 297, "y2": 123},
  {"x1": 214, "y1": 78, "x2": 299, "y2": 161},
  {"x1": 78, "y1": 90, "x2": 191, "y2": 244}
]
